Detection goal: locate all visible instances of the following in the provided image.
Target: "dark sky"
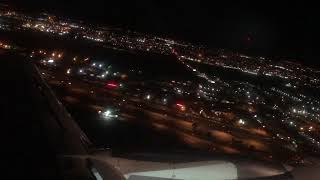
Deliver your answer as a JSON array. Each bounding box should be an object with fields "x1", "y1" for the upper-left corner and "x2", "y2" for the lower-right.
[{"x1": 5, "y1": 1, "x2": 319, "y2": 65}]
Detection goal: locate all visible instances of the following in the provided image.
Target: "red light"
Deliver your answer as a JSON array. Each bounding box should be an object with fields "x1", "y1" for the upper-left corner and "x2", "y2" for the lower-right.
[
  {"x1": 172, "y1": 49, "x2": 178, "y2": 55},
  {"x1": 176, "y1": 103, "x2": 184, "y2": 107},
  {"x1": 176, "y1": 103, "x2": 186, "y2": 111},
  {"x1": 105, "y1": 81, "x2": 118, "y2": 89},
  {"x1": 108, "y1": 83, "x2": 117, "y2": 87}
]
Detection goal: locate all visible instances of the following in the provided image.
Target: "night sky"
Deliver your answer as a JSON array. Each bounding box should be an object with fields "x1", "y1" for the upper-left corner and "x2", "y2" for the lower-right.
[{"x1": 5, "y1": 1, "x2": 319, "y2": 66}]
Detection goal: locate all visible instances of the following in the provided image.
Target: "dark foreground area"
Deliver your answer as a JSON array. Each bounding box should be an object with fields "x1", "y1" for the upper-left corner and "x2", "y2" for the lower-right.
[{"x1": 0, "y1": 52, "x2": 60, "y2": 179}]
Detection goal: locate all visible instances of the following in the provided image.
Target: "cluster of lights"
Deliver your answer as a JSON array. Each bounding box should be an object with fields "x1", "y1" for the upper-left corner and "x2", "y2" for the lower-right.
[
  {"x1": 82, "y1": 35, "x2": 105, "y2": 42},
  {"x1": 271, "y1": 87, "x2": 302, "y2": 102},
  {"x1": 99, "y1": 109, "x2": 119, "y2": 120},
  {"x1": 238, "y1": 119, "x2": 245, "y2": 125},
  {"x1": 7, "y1": 10, "x2": 320, "y2": 159},
  {"x1": 176, "y1": 103, "x2": 186, "y2": 111},
  {"x1": 0, "y1": 42, "x2": 11, "y2": 49}
]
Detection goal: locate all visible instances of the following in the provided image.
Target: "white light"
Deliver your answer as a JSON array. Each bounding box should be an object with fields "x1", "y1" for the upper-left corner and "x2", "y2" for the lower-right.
[
  {"x1": 102, "y1": 109, "x2": 118, "y2": 120},
  {"x1": 163, "y1": 98, "x2": 167, "y2": 104},
  {"x1": 79, "y1": 69, "x2": 83, "y2": 73},
  {"x1": 104, "y1": 110, "x2": 111, "y2": 117},
  {"x1": 238, "y1": 119, "x2": 245, "y2": 125},
  {"x1": 92, "y1": 63, "x2": 96, "y2": 66},
  {"x1": 66, "y1": 68, "x2": 71, "y2": 74},
  {"x1": 99, "y1": 64, "x2": 102, "y2": 68},
  {"x1": 47, "y1": 59, "x2": 54, "y2": 63},
  {"x1": 146, "y1": 95, "x2": 151, "y2": 100}
]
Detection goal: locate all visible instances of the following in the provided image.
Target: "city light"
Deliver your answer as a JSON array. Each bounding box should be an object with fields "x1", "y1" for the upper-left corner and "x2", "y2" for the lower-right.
[
  {"x1": 162, "y1": 98, "x2": 167, "y2": 104},
  {"x1": 106, "y1": 82, "x2": 119, "y2": 89},
  {"x1": 146, "y1": 94, "x2": 151, "y2": 100},
  {"x1": 238, "y1": 119, "x2": 245, "y2": 125},
  {"x1": 176, "y1": 103, "x2": 186, "y2": 111},
  {"x1": 101, "y1": 109, "x2": 118, "y2": 120},
  {"x1": 4, "y1": 8, "x2": 320, "y2": 168}
]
